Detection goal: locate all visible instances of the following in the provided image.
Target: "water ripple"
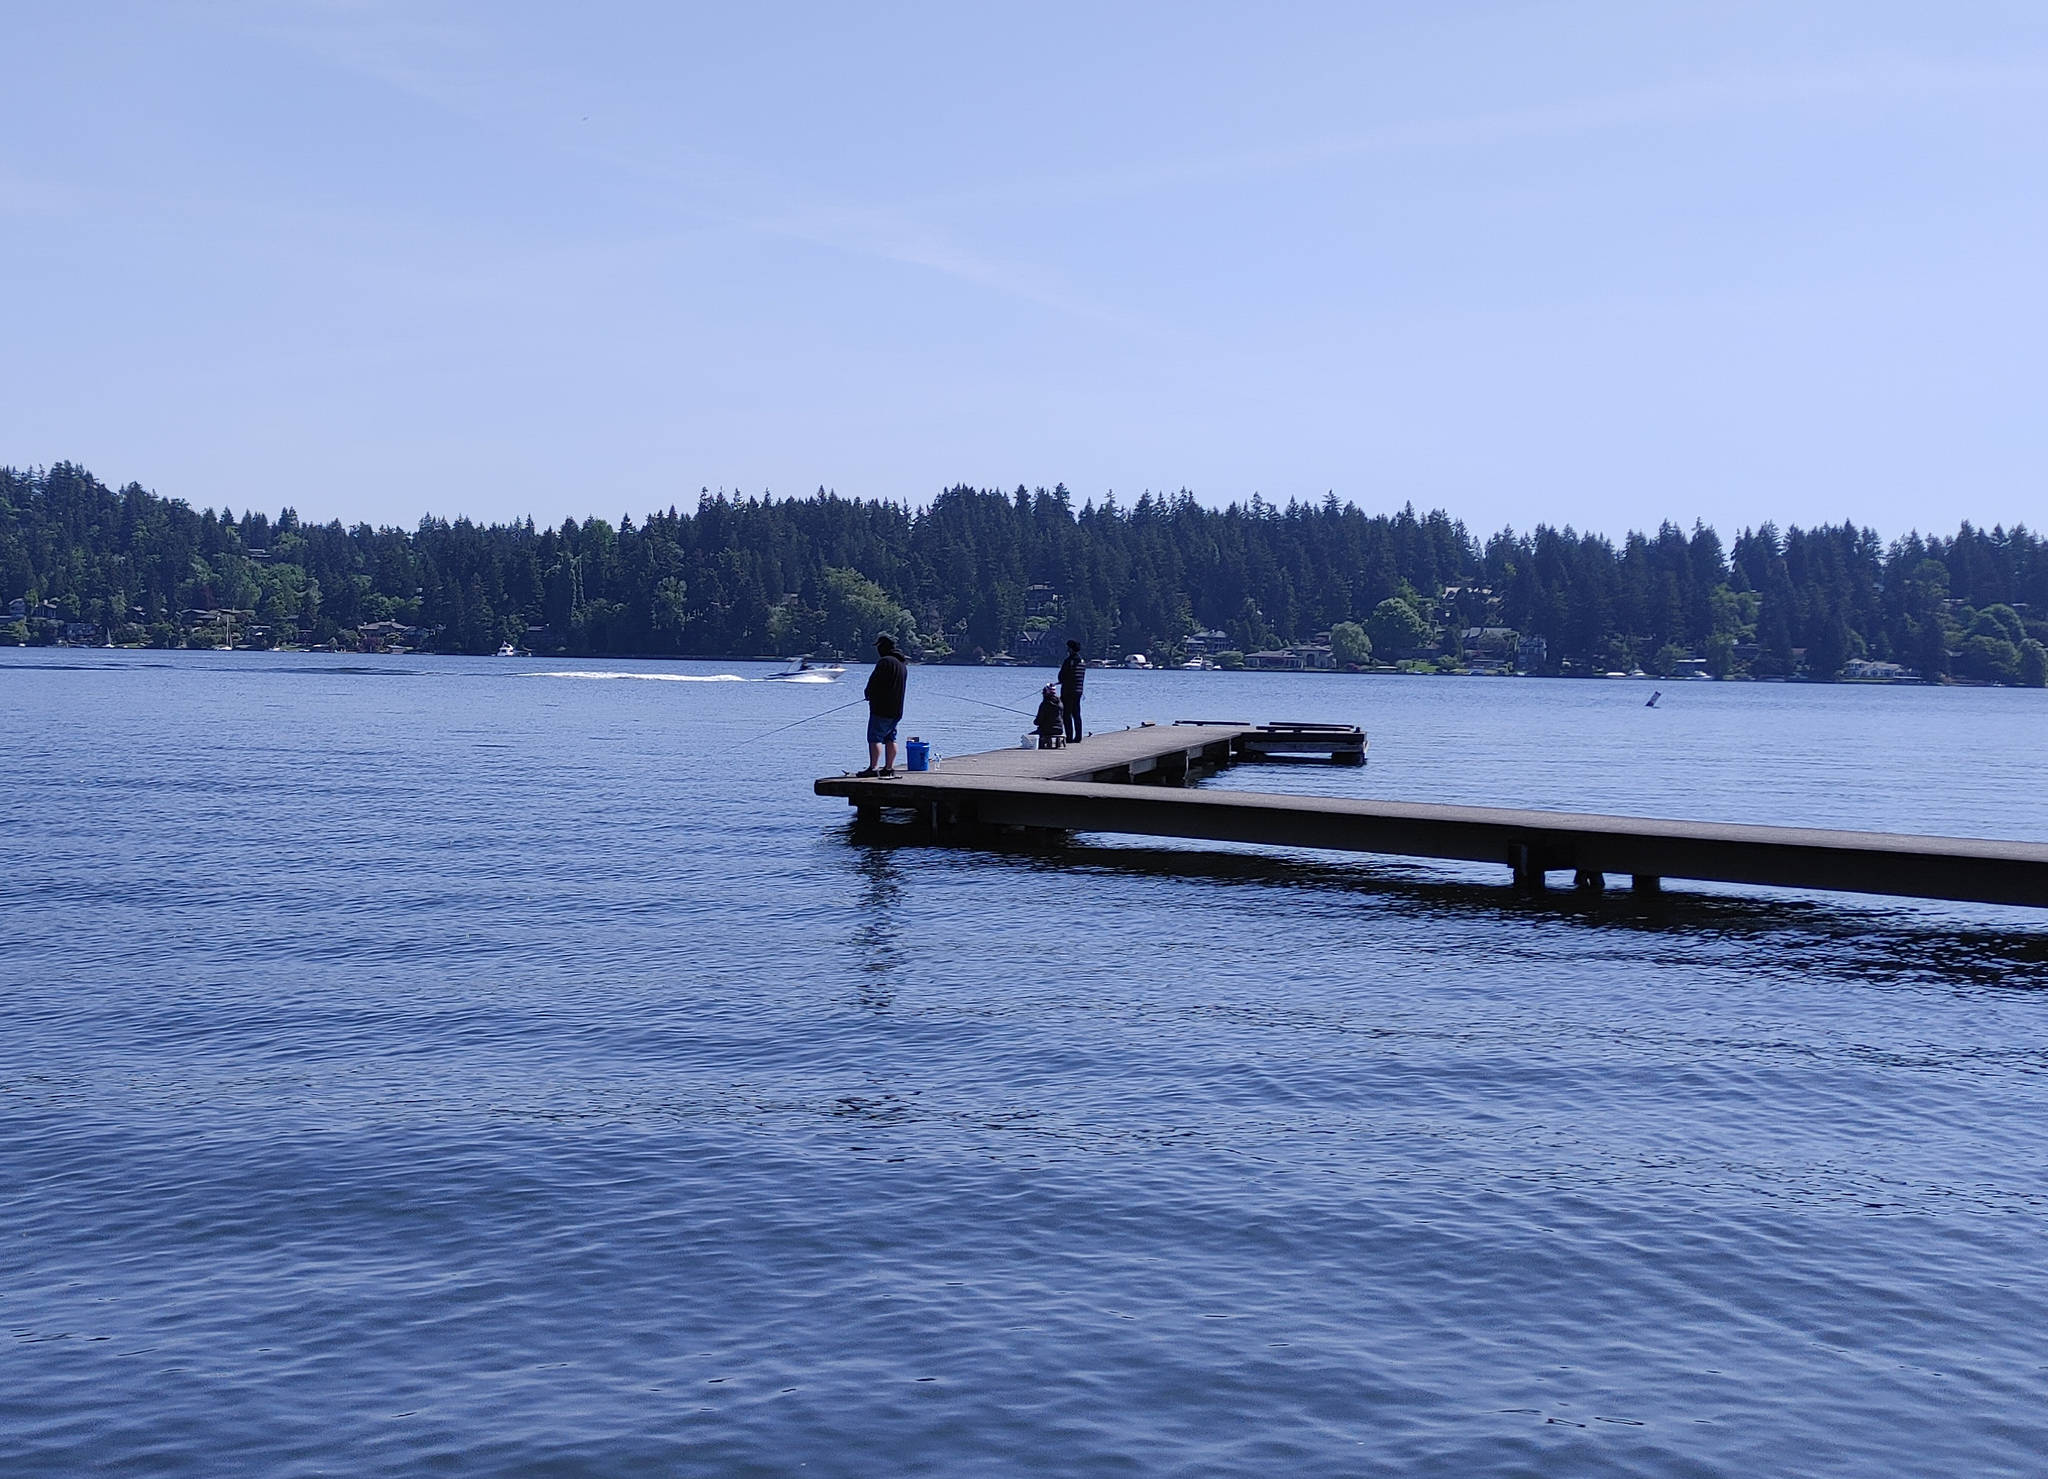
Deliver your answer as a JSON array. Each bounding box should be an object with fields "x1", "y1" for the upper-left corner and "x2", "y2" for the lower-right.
[{"x1": 4, "y1": 652, "x2": 2047, "y2": 1476}]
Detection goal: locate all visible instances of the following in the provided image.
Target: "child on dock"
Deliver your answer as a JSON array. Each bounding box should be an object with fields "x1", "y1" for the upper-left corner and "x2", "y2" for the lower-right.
[{"x1": 1033, "y1": 684, "x2": 1066, "y2": 748}]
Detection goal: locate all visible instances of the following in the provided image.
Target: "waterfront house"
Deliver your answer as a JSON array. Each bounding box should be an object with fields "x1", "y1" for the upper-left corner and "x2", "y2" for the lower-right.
[
  {"x1": 356, "y1": 620, "x2": 430, "y2": 651},
  {"x1": 1011, "y1": 625, "x2": 1065, "y2": 664},
  {"x1": 1461, "y1": 627, "x2": 1518, "y2": 670}
]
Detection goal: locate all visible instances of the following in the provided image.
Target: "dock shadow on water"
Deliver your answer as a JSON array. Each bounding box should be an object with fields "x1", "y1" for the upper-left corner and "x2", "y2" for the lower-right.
[{"x1": 839, "y1": 819, "x2": 2048, "y2": 992}]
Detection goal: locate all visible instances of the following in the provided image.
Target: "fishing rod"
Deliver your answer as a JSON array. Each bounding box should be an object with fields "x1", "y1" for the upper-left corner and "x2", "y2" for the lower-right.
[
  {"x1": 939, "y1": 692, "x2": 1038, "y2": 719},
  {"x1": 733, "y1": 694, "x2": 867, "y2": 748},
  {"x1": 740, "y1": 681, "x2": 1053, "y2": 748}
]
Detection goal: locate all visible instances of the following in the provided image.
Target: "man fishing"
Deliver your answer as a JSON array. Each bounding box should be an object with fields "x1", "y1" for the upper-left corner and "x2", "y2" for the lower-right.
[
  {"x1": 1058, "y1": 638, "x2": 1085, "y2": 744},
  {"x1": 859, "y1": 634, "x2": 909, "y2": 776}
]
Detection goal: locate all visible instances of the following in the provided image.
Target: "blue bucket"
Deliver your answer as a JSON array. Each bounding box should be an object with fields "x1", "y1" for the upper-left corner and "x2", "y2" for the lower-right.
[{"x1": 905, "y1": 738, "x2": 931, "y2": 772}]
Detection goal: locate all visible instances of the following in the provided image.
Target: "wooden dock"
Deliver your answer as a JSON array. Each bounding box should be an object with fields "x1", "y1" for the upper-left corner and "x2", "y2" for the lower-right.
[{"x1": 816, "y1": 721, "x2": 2048, "y2": 909}]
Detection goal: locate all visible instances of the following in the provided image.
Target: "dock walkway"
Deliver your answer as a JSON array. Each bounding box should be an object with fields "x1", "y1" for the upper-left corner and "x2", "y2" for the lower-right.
[{"x1": 817, "y1": 721, "x2": 2048, "y2": 908}]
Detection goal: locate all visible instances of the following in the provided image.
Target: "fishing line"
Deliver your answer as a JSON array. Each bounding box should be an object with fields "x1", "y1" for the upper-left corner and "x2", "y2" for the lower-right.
[
  {"x1": 731, "y1": 694, "x2": 866, "y2": 749},
  {"x1": 737, "y1": 683, "x2": 1054, "y2": 749},
  {"x1": 938, "y1": 692, "x2": 1038, "y2": 719}
]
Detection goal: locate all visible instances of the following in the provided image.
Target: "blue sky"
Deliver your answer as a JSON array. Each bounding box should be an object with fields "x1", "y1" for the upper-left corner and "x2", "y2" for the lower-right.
[{"x1": 5, "y1": 1, "x2": 2045, "y2": 536}]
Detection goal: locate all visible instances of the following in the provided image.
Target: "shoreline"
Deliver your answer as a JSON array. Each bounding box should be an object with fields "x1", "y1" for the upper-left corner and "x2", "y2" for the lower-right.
[{"x1": 0, "y1": 643, "x2": 2017, "y2": 687}]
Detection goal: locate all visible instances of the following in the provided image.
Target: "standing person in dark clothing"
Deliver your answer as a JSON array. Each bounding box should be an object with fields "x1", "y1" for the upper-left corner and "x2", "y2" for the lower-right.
[
  {"x1": 1057, "y1": 638, "x2": 1085, "y2": 743},
  {"x1": 860, "y1": 635, "x2": 908, "y2": 776}
]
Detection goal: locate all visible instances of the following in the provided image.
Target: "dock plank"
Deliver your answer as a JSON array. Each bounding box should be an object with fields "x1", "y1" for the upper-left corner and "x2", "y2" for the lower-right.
[{"x1": 863, "y1": 722, "x2": 1256, "y2": 783}]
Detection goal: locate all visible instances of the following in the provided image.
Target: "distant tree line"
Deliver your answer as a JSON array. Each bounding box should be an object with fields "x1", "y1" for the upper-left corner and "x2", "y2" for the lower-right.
[{"x1": 2, "y1": 461, "x2": 2044, "y2": 685}]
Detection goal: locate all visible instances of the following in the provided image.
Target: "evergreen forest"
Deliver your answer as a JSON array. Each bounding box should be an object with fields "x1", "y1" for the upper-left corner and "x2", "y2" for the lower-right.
[{"x1": 4, "y1": 461, "x2": 2045, "y2": 686}]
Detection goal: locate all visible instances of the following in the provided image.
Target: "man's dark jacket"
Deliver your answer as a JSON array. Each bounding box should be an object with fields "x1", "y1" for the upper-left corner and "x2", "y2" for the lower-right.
[
  {"x1": 1057, "y1": 651, "x2": 1085, "y2": 697},
  {"x1": 865, "y1": 653, "x2": 908, "y2": 718}
]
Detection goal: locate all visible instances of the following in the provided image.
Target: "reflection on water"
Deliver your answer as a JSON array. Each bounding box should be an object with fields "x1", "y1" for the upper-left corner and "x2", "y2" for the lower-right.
[{"x1": 851, "y1": 845, "x2": 904, "y2": 1011}]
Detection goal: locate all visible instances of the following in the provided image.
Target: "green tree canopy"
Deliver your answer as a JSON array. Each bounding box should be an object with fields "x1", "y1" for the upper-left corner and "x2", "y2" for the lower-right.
[
  {"x1": 1329, "y1": 621, "x2": 1372, "y2": 667},
  {"x1": 1366, "y1": 598, "x2": 1429, "y2": 658},
  {"x1": 5, "y1": 463, "x2": 2048, "y2": 683}
]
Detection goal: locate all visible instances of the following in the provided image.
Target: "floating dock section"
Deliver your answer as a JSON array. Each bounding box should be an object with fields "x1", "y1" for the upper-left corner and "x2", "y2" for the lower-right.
[{"x1": 816, "y1": 720, "x2": 2048, "y2": 909}]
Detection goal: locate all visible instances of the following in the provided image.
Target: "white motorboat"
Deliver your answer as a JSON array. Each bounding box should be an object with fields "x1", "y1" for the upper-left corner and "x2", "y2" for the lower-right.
[{"x1": 764, "y1": 658, "x2": 843, "y2": 682}]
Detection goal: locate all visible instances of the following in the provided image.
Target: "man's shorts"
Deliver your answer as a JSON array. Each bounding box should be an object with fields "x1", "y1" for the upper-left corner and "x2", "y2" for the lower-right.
[{"x1": 867, "y1": 714, "x2": 900, "y2": 745}]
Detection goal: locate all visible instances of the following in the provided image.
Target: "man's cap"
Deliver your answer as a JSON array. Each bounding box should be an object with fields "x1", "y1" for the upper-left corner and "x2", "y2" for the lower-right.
[
  {"x1": 1067, "y1": 639, "x2": 1080, "y2": 650},
  {"x1": 875, "y1": 635, "x2": 895, "y2": 653}
]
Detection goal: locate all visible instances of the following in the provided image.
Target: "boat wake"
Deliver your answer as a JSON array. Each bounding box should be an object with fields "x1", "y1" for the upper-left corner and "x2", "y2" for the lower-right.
[{"x1": 527, "y1": 671, "x2": 750, "y2": 682}]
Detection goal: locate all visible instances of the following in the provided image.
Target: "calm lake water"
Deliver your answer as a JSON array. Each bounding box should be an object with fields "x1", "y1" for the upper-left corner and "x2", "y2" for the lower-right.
[{"x1": 4, "y1": 650, "x2": 2047, "y2": 1477}]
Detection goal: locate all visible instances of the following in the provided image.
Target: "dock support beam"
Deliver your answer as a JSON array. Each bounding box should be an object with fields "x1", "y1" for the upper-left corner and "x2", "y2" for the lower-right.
[
  {"x1": 1574, "y1": 869, "x2": 1606, "y2": 894},
  {"x1": 1509, "y1": 844, "x2": 1544, "y2": 893},
  {"x1": 1633, "y1": 874, "x2": 1661, "y2": 896}
]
